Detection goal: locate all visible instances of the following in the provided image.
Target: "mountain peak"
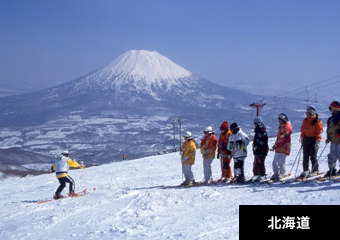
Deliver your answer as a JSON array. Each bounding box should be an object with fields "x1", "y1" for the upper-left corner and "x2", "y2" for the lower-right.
[
  {"x1": 104, "y1": 50, "x2": 192, "y2": 81},
  {"x1": 75, "y1": 50, "x2": 198, "y2": 97}
]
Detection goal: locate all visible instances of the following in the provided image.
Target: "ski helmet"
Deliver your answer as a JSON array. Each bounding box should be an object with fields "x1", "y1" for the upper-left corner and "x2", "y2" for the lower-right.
[
  {"x1": 183, "y1": 131, "x2": 192, "y2": 139},
  {"x1": 203, "y1": 126, "x2": 213, "y2": 134},
  {"x1": 330, "y1": 101, "x2": 340, "y2": 110},
  {"x1": 61, "y1": 150, "x2": 69, "y2": 156},
  {"x1": 306, "y1": 106, "x2": 317, "y2": 116},
  {"x1": 253, "y1": 116, "x2": 264, "y2": 124},
  {"x1": 278, "y1": 113, "x2": 288, "y2": 122}
]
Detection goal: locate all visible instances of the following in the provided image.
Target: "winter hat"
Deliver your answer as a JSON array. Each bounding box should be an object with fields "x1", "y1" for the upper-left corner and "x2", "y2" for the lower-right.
[
  {"x1": 278, "y1": 113, "x2": 288, "y2": 122},
  {"x1": 61, "y1": 150, "x2": 69, "y2": 156},
  {"x1": 220, "y1": 121, "x2": 229, "y2": 129},
  {"x1": 330, "y1": 101, "x2": 340, "y2": 109},
  {"x1": 183, "y1": 131, "x2": 192, "y2": 139},
  {"x1": 253, "y1": 116, "x2": 264, "y2": 125},
  {"x1": 306, "y1": 106, "x2": 317, "y2": 116},
  {"x1": 203, "y1": 126, "x2": 213, "y2": 134},
  {"x1": 230, "y1": 122, "x2": 238, "y2": 130}
]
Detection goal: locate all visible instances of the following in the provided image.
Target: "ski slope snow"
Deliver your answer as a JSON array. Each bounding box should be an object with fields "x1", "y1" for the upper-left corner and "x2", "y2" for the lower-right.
[{"x1": 0, "y1": 131, "x2": 339, "y2": 240}]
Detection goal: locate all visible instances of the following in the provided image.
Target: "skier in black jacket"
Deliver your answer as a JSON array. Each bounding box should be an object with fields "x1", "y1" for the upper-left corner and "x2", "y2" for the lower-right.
[{"x1": 251, "y1": 116, "x2": 269, "y2": 181}]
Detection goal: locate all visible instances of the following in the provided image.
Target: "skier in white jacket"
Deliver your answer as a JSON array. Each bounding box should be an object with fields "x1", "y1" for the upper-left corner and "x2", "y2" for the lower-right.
[
  {"x1": 227, "y1": 122, "x2": 249, "y2": 183},
  {"x1": 51, "y1": 150, "x2": 80, "y2": 199}
]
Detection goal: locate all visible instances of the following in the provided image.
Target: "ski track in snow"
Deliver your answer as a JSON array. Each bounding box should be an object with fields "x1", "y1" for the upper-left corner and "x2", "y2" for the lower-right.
[{"x1": 1, "y1": 132, "x2": 340, "y2": 240}]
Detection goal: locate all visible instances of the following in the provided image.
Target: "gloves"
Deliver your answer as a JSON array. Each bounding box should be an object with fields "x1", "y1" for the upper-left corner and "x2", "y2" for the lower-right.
[
  {"x1": 217, "y1": 152, "x2": 220, "y2": 159},
  {"x1": 326, "y1": 138, "x2": 330, "y2": 144},
  {"x1": 272, "y1": 145, "x2": 277, "y2": 150},
  {"x1": 240, "y1": 144, "x2": 245, "y2": 152},
  {"x1": 299, "y1": 138, "x2": 303, "y2": 144},
  {"x1": 181, "y1": 156, "x2": 188, "y2": 162},
  {"x1": 315, "y1": 141, "x2": 320, "y2": 151},
  {"x1": 336, "y1": 129, "x2": 340, "y2": 139}
]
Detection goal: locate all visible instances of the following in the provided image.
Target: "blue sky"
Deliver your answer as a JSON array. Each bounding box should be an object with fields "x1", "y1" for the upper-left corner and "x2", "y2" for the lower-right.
[{"x1": 0, "y1": 0, "x2": 339, "y2": 96}]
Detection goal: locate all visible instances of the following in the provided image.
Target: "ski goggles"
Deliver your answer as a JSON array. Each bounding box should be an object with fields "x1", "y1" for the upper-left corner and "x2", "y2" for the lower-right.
[{"x1": 329, "y1": 106, "x2": 340, "y2": 111}]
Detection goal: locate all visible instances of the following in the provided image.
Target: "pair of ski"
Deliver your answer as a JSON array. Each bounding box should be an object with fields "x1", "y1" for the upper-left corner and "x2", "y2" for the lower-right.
[
  {"x1": 283, "y1": 173, "x2": 325, "y2": 183},
  {"x1": 308, "y1": 174, "x2": 340, "y2": 183},
  {"x1": 281, "y1": 173, "x2": 340, "y2": 184},
  {"x1": 37, "y1": 188, "x2": 96, "y2": 204},
  {"x1": 252, "y1": 174, "x2": 293, "y2": 185},
  {"x1": 161, "y1": 181, "x2": 219, "y2": 189},
  {"x1": 161, "y1": 179, "x2": 233, "y2": 189},
  {"x1": 261, "y1": 173, "x2": 326, "y2": 185},
  {"x1": 162, "y1": 178, "x2": 255, "y2": 189}
]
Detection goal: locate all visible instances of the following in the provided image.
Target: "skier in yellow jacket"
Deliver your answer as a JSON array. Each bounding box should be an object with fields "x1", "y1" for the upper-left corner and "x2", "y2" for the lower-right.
[
  {"x1": 180, "y1": 131, "x2": 196, "y2": 186},
  {"x1": 51, "y1": 150, "x2": 80, "y2": 199}
]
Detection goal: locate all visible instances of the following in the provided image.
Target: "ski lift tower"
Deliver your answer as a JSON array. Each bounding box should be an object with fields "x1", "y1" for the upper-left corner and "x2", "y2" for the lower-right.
[
  {"x1": 249, "y1": 99, "x2": 266, "y2": 117},
  {"x1": 172, "y1": 117, "x2": 182, "y2": 152},
  {"x1": 172, "y1": 119, "x2": 176, "y2": 152}
]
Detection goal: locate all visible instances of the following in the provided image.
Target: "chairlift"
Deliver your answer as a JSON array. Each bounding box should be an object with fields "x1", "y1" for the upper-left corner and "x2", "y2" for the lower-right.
[
  {"x1": 283, "y1": 97, "x2": 287, "y2": 110},
  {"x1": 305, "y1": 86, "x2": 309, "y2": 101},
  {"x1": 315, "y1": 87, "x2": 319, "y2": 102}
]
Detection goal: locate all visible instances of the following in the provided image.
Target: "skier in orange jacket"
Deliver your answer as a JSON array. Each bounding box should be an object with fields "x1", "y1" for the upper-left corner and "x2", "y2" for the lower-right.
[
  {"x1": 270, "y1": 113, "x2": 292, "y2": 181},
  {"x1": 217, "y1": 121, "x2": 233, "y2": 182},
  {"x1": 299, "y1": 106, "x2": 323, "y2": 177}
]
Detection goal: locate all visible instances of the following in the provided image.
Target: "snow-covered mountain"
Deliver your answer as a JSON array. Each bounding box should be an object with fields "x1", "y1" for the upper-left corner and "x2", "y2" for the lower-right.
[
  {"x1": 0, "y1": 50, "x2": 260, "y2": 164},
  {"x1": 76, "y1": 50, "x2": 194, "y2": 97},
  {"x1": 0, "y1": 50, "x2": 255, "y2": 125},
  {"x1": 0, "y1": 50, "x2": 331, "y2": 166}
]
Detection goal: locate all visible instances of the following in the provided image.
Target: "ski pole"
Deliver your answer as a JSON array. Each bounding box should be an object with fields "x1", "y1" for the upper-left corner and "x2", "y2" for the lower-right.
[
  {"x1": 220, "y1": 154, "x2": 223, "y2": 180},
  {"x1": 288, "y1": 145, "x2": 303, "y2": 176},
  {"x1": 310, "y1": 142, "x2": 328, "y2": 173},
  {"x1": 294, "y1": 146, "x2": 303, "y2": 177},
  {"x1": 179, "y1": 118, "x2": 183, "y2": 182},
  {"x1": 181, "y1": 163, "x2": 184, "y2": 183},
  {"x1": 220, "y1": 143, "x2": 224, "y2": 179}
]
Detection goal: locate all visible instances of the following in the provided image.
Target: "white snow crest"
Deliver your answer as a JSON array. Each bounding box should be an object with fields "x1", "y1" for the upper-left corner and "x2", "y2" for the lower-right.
[
  {"x1": 76, "y1": 50, "x2": 194, "y2": 92},
  {"x1": 105, "y1": 50, "x2": 192, "y2": 82}
]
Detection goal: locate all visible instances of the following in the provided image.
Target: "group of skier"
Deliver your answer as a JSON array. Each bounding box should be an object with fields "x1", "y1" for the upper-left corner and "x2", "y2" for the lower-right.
[
  {"x1": 49, "y1": 100, "x2": 340, "y2": 195},
  {"x1": 179, "y1": 100, "x2": 340, "y2": 186}
]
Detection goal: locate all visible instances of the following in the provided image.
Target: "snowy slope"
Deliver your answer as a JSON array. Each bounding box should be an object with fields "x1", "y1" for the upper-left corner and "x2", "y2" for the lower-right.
[{"x1": 0, "y1": 130, "x2": 339, "y2": 239}]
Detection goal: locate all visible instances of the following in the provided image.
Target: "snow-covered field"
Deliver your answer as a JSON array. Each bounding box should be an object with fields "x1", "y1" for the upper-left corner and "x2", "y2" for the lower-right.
[{"x1": 0, "y1": 131, "x2": 339, "y2": 240}]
